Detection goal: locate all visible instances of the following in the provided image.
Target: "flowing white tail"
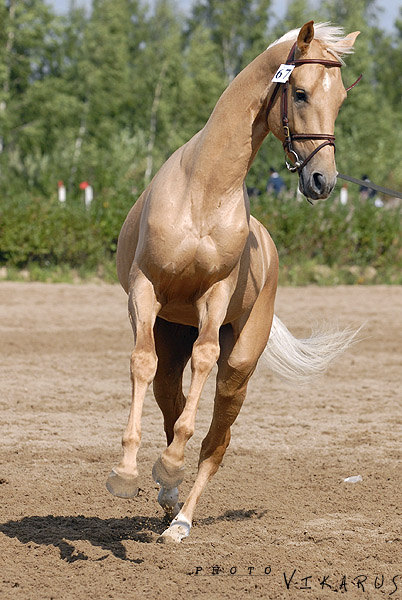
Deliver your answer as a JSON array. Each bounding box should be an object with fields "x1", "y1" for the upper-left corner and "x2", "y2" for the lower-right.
[{"x1": 263, "y1": 314, "x2": 358, "y2": 384}]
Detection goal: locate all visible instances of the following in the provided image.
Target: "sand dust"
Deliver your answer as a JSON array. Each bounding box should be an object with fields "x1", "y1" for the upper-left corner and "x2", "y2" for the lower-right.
[{"x1": 0, "y1": 282, "x2": 400, "y2": 599}]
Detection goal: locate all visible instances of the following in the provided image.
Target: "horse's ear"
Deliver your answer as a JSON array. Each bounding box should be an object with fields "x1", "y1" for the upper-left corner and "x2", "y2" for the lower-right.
[
  {"x1": 332, "y1": 31, "x2": 360, "y2": 53},
  {"x1": 297, "y1": 21, "x2": 314, "y2": 53}
]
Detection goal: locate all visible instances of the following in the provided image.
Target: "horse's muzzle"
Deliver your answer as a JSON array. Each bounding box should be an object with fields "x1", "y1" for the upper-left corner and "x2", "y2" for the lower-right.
[{"x1": 299, "y1": 170, "x2": 337, "y2": 200}]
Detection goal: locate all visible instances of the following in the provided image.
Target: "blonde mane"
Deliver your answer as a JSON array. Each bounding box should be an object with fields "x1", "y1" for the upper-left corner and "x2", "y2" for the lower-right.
[{"x1": 268, "y1": 22, "x2": 355, "y2": 63}]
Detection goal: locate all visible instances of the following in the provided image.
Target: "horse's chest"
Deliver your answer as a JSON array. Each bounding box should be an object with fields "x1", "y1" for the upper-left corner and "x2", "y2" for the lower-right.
[
  {"x1": 139, "y1": 219, "x2": 247, "y2": 302},
  {"x1": 143, "y1": 237, "x2": 220, "y2": 283}
]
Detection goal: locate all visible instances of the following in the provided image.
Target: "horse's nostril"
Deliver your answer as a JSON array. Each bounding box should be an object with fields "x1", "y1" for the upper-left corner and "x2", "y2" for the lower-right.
[{"x1": 312, "y1": 172, "x2": 325, "y2": 193}]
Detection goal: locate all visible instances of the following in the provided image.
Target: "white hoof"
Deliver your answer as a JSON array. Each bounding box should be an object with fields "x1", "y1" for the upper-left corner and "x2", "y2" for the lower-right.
[
  {"x1": 157, "y1": 515, "x2": 191, "y2": 544},
  {"x1": 158, "y1": 487, "x2": 180, "y2": 518}
]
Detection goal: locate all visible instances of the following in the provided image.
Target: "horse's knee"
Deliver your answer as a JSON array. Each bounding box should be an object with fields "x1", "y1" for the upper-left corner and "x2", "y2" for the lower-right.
[
  {"x1": 217, "y1": 371, "x2": 250, "y2": 401},
  {"x1": 219, "y1": 356, "x2": 256, "y2": 396},
  {"x1": 130, "y1": 347, "x2": 157, "y2": 384},
  {"x1": 191, "y1": 340, "x2": 220, "y2": 375},
  {"x1": 228, "y1": 354, "x2": 256, "y2": 377},
  {"x1": 198, "y1": 429, "x2": 231, "y2": 476},
  {"x1": 122, "y1": 431, "x2": 141, "y2": 450},
  {"x1": 201, "y1": 428, "x2": 230, "y2": 457},
  {"x1": 173, "y1": 419, "x2": 194, "y2": 443}
]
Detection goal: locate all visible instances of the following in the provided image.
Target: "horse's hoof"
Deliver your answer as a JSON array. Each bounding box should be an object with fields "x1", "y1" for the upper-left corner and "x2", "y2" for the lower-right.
[
  {"x1": 152, "y1": 456, "x2": 185, "y2": 489},
  {"x1": 158, "y1": 487, "x2": 180, "y2": 518},
  {"x1": 106, "y1": 468, "x2": 139, "y2": 498},
  {"x1": 157, "y1": 519, "x2": 191, "y2": 544}
]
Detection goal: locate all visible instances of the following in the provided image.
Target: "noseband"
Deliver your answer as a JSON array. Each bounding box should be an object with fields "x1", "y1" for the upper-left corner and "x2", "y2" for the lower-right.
[{"x1": 266, "y1": 42, "x2": 361, "y2": 173}]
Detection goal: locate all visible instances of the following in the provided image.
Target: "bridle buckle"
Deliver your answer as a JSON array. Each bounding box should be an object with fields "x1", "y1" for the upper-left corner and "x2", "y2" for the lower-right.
[{"x1": 286, "y1": 149, "x2": 302, "y2": 172}]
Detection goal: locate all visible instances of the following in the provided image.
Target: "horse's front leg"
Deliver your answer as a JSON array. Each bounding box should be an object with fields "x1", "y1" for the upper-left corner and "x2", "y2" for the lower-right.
[
  {"x1": 159, "y1": 282, "x2": 276, "y2": 543},
  {"x1": 106, "y1": 269, "x2": 161, "y2": 498},
  {"x1": 152, "y1": 280, "x2": 233, "y2": 530}
]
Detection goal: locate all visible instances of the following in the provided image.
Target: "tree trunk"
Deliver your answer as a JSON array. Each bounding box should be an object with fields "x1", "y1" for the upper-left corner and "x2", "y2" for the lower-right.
[
  {"x1": 1, "y1": 0, "x2": 16, "y2": 153},
  {"x1": 144, "y1": 61, "x2": 168, "y2": 186}
]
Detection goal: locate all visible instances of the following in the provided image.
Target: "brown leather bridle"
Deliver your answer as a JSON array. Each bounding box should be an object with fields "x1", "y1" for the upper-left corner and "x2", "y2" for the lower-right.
[{"x1": 267, "y1": 41, "x2": 362, "y2": 173}]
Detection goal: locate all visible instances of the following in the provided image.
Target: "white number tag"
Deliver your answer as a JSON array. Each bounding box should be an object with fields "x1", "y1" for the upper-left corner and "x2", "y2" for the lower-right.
[{"x1": 272, "y1": 64, "x2": 295, "y2": 83}]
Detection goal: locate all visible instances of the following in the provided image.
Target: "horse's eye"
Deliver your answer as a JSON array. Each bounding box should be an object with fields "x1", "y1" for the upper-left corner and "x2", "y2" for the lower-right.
[{"x1": 295, "y1": 89, "x2": 307, "y2": 102}]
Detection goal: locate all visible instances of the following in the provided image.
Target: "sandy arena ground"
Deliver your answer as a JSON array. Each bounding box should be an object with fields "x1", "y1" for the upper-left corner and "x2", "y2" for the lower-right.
[{"x1": 0, "y1": 282, "x2": 400, "y2": 599}]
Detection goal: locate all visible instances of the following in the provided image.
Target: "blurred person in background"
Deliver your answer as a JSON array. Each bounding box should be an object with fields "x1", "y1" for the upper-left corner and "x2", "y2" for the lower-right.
[{"x1": 267, "y1": 167, "x2": 285, "y2": 197}]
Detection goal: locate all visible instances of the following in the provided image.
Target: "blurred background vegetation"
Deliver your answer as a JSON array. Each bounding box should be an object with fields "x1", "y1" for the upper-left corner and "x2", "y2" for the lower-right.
[{"x1": 0, "y1": 0, "x2": 401, "y2": 284}]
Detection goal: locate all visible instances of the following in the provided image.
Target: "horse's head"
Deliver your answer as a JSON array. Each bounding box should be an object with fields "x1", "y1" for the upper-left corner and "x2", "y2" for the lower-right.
[{"x1": 267, "y1": 22, "x2": 360, "y2": 200}]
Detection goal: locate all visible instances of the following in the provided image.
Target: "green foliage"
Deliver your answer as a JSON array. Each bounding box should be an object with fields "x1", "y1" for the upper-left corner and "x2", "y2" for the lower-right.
[
  {"x1": 252, "y1": 191, "x2": 401, "y2": 283},
  {"x1": 0, "y1": 0, "x2": 401, "y2": 284},
  {"x1": 1, "y1": 187, "x2": 400, "y2": 285},
  {"x1": 187, "y1": 0, "x2": 272, "y2": 82},
  {"x1": 180, "y1": 25, "x2": 225, "y2": 137},
  {"x1": 0, "y1": 194, "x2": 101, "y2": 267}
]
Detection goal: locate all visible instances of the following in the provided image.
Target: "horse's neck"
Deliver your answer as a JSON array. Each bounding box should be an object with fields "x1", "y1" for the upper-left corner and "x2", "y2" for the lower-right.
[{"x1": 184, "y1": 48, "x2": 278, "y2": 197}]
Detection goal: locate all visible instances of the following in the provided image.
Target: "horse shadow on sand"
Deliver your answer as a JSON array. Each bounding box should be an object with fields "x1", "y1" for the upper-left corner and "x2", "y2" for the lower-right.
[{"x1": 0, "y1": 509, "x2": 266, "y2": 563}]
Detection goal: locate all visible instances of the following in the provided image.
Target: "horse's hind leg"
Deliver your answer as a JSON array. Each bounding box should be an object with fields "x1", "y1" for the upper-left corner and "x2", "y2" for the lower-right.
[
  {"x1": 106, "y1": 269, "x2": 160, "y2": 498},
  {"x1": 153, "y1": 318, "x2": 196, "y2": 516}
]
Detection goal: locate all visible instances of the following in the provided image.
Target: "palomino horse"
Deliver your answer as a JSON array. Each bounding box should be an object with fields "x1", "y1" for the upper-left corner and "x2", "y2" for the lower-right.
[{"x1": 106, "y1": 22, "x2": 359, "y2": 542}]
